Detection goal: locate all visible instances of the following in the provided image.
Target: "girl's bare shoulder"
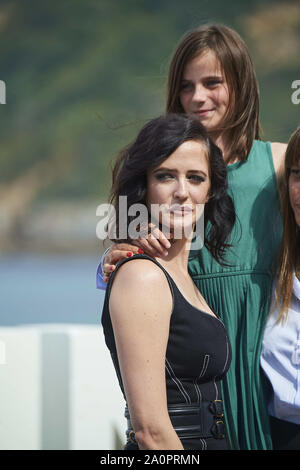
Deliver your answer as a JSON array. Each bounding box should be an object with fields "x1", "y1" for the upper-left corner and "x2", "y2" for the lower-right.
[{"x1": 270, "y1": 142, "x2": 287, "y2": 176}]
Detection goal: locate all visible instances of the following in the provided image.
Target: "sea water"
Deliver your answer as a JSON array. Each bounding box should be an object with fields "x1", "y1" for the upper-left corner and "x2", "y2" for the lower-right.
[{"x1": 0, "y1": 253, "x2": 105, "y2": 326}]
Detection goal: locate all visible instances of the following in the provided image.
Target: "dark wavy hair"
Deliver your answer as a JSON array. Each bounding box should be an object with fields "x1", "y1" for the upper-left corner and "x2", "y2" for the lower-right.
[{"x1": 109, "y1": 113, "x2": 235, "y2": 264}]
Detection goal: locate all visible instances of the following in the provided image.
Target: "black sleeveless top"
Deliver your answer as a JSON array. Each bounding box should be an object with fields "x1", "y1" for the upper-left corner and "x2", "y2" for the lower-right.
[{"x1": 101, "y1": 254, "x2": 231, "y2": 411}]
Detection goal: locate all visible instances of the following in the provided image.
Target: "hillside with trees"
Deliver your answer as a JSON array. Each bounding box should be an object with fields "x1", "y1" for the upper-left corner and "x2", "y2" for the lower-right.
[{"x1": 0, "y1": 0, "x2": 299, "y2": 251}]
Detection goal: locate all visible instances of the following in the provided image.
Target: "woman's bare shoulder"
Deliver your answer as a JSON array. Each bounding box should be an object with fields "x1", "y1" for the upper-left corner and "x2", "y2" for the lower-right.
[
  {"x1": 113, "y1": 257, "x2": 168, "y2": 284},
  {"x1": 109, "y1": 258, "x2": 173, "y2": 319},
  {"x1": 109, "y1": 258, "x2": 172, "y2": 304}
]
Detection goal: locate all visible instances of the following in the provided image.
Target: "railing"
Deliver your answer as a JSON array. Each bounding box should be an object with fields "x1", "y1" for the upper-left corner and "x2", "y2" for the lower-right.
[{"x1": 0, "y1": 324, "x2": 125, "y2": 450}]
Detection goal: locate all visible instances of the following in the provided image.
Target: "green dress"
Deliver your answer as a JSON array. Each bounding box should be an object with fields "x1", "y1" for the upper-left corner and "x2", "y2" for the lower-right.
[{"x1": 188, "y1": 140, "x2": 282, "y2": 450}]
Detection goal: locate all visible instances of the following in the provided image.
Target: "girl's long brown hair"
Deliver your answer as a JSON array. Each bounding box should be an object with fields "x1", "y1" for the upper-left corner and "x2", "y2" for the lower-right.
[
  {"x1": 166, "y1": 24, "x2": 261, "y2": 164},
  {"x1": 275, "y1": 127, "x2": 300, "y2": 323}
]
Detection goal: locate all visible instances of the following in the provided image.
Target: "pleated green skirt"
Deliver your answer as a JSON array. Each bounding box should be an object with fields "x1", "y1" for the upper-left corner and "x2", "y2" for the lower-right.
[{"x1": 188, "y1": 141, "x2": 282, "y2": 449}]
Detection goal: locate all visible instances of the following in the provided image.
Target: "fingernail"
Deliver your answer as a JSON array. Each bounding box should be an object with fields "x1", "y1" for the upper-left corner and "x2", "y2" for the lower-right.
[
  {"x1": 109, "y1": 266, "x2": 114, "y2": 271},
  {"x1": 126, "y1": 252, "x2": 133, "y2": 257},
  {"x1": 165, "y1": 241, "x2": 171, "y2": 249},
  {"x1": 138, "y1": 249, "x2": 144, "y2": 254}
]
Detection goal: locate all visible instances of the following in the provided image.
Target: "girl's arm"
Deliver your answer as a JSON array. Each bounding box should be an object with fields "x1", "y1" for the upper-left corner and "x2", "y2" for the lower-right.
[
  {"x1": 270, "y1": 142, "x2": 288, "y2": 205},
  {"x1": 102, "y1": 227, "x2": 171, "y2": 282},
  {"x1": 97, "y1": 244, "x2": 141, "y2": 287},
  {"x1": 109, "y1": 259, "x2": 183, "y2": 450},
  {"x1": 96, "y1": 247, "x2": 111, "y2": 289}
]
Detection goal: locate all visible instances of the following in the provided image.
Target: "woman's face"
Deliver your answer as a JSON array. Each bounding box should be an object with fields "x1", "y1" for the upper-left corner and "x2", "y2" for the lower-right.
[
  {"x1": 289, "y1": 160, "x2": 300, "y2": 227},
  {"x1": 179, "y1": 50, "x2": 230, "y2": 134},
  {"x1": 146, "y1": 140, "x2": 211, "y2": 237}
]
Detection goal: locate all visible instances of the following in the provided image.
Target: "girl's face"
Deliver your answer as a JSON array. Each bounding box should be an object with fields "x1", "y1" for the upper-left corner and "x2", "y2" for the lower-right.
[
  {"x1": 179, "y1": 50, "x2": 230, "y2": 134},
  {"x1": 146, "y1": 140, "x2": 211, "y2": 236},
  {"x1": 289, "y1": 160, "x2": 300, "y2": 227}
]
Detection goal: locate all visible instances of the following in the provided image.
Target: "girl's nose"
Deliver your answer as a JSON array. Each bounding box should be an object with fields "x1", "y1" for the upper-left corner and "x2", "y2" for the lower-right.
[{"x1": 192, "y1": 84, "x2": 206, "y2": 103}]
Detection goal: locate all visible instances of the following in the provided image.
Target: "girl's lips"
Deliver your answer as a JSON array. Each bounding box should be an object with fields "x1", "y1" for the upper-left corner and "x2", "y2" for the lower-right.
[{"x1": 194, "y1": 109, "x2": 214, "y2": 116}]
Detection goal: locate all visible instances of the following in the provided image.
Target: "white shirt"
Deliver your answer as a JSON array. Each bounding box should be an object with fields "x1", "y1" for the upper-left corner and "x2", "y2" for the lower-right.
[{"x1": 261, "y1": 273, "x2": 300, "y2": 425}]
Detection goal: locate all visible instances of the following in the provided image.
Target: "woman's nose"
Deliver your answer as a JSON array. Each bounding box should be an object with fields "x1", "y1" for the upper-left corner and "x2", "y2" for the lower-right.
[{"x1": 173, "y1": 180, "x2": 188, "y2": 199}]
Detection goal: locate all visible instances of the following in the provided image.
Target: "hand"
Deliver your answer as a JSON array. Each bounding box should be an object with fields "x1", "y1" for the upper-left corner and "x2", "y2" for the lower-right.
[
  {"x1": 103, "y1": 243, "x2": 141, "y2": 282},
  {"x1": 131, "y1": 223, "x2": 171, "y2": 258},
  {"x1": 103, "y1": 225, "x2": 171, "y2": 282}
]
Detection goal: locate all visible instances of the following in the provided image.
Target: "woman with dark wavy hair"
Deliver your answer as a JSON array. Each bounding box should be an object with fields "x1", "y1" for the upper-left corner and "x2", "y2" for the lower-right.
[
  {"x1": 261, "y1": 127, "x2": 300, "y2": 450},
  {"x1": 101, "y1": 113, "x2": 235, "y2": 450}
]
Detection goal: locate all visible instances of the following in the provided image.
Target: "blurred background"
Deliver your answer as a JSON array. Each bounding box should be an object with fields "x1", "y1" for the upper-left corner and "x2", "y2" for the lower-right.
[{"x1": 0, "y1": 0, "x2": 299, "y2": 450}]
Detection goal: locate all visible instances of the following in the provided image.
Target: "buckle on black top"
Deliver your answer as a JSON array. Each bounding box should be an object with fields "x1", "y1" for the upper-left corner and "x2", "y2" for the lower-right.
[
  {"x1": 209, "y1": 399, "x2": 225, "y2": 439},
  {"x1": 209, "y1": 399, "x2": 224, "y2": 418},
  {"x1": 128, "y1": 430, "x2": 136, "y2": 443},
  {"x1": 211, "y1": 420, "x2": 226, "y2": 439}
]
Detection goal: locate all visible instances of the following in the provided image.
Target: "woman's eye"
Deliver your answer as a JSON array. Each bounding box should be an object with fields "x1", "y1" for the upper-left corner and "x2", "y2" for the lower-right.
[
  {"x1": 188, "y1": 175, "x2": 205, "y2": 183},
  {"x1": 155, "y1": 173, "x2": 205, "y2": 183},
  {"x1": 155, "y1": 173, "x2": 174, "y2": 181}
]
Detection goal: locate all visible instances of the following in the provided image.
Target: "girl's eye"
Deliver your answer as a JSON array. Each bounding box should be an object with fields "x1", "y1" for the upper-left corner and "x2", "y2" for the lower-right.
[
  {"x1": 290, "y1": 169, "x2": 300, "y2": 177},
  {"x1": 206, "y1": 79, "x2": 222, "y2": 88},
  {"x1": 180, "y1": 82, "x2": 193, "y2": 92}
]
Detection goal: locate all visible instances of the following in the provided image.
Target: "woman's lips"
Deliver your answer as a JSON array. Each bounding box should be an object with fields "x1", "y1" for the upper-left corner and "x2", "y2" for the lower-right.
[{"x1": 169, "y1": 205, "x2": 193, "y2": 215}]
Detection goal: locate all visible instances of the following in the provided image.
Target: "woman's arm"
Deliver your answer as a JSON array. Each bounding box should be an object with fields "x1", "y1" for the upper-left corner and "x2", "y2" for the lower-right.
[{"x1": 109, "y1": 259, "x2": 183, "y2": 450}]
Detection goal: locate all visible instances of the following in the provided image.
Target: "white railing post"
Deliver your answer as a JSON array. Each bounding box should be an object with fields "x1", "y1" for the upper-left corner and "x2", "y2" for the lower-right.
[{"x1": 0, "y1": 324, "x2": 125, "y2": 450}]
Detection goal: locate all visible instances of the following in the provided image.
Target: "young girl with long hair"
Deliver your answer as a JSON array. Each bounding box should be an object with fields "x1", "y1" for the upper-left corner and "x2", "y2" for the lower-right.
[
  {"x1": 261, "y1": 127, "x2": 300, "y2": 450},
  {"x1": 98, "y1": 24, "x2": 288, "y2": 449}
]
